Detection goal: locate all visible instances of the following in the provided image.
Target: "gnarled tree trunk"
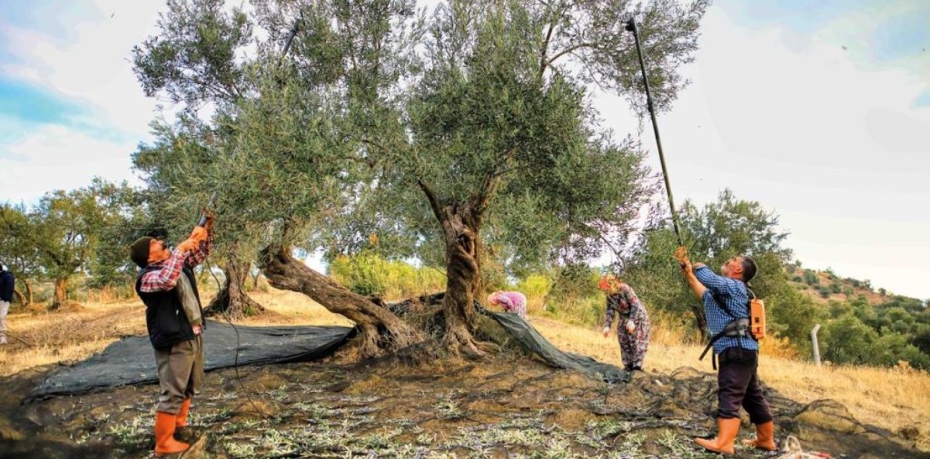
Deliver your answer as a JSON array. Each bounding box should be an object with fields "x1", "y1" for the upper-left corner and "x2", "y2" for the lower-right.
[
  {"x1": 438, "y1": 204, "x2": 487, "y2": 355},
  {"x1": 22, "y1": 278, "x2": 33, "y2": 306},
  {"x1": 419, "y1": 176, "x2": 500, "y2": 356},
  {"x1": 260, "y1": 245, "x2": 422, "y2": 358},
  {"x1": 207, "y1": 258, "x2": 264, "y2": 320},
  {"x1": 49, "y1": 277, "x2": 68, "y2": 311},
  {"x1": 13, "y1": 289, "x2": 27, "y2": 309}
]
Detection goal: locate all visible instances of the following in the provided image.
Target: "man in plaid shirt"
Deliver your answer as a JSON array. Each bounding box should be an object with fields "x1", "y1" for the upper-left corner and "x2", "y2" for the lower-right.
[
  {"x1": 129, "y1": 214, "x2": 214, "y2": 457},
  {"x1": 675, "y1": 247, "x2": 775, "y2": 456}
]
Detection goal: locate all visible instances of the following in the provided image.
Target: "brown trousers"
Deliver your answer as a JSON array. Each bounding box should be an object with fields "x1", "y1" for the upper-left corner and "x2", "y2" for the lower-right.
[{"x1": 154, "y1": 335, "x2": 203, "y2": 413}]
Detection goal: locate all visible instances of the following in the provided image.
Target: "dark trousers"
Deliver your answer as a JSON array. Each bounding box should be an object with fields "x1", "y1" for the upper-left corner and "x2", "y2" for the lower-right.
[{"x1": 717, "y1": 347, "x2": 773, "y2": 424}]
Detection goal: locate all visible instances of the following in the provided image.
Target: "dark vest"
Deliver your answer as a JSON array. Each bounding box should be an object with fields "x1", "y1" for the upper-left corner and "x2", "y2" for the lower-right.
[{"x1": 135, "y1": 265, "x2": 203, "y2": 351}]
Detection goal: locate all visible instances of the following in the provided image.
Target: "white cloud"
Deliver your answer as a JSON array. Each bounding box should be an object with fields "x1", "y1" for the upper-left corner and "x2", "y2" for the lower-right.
[
  {"x1": 0, "y1": 0, "x2": 168, "y2": 139},
  {"x1": 0, "y1": 124, "x2": 143, "y2": 204},
  {"x1": 592, "y1": 4, "x2": 930, "y2": 299},
  {"x1": 0, "y1": 1, "x2": 170, "y2": 206}
]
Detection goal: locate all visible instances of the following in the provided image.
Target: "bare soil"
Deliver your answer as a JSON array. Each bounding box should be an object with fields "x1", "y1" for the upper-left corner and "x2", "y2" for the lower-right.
[{"x1": 1, "y1": 344, "x2": 927, "y2": 459}]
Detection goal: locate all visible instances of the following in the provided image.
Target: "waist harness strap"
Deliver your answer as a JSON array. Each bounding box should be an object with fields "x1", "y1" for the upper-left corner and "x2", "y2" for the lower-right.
[{"x1": 700, "y1": 318, "x2": 751, "y2": 369}]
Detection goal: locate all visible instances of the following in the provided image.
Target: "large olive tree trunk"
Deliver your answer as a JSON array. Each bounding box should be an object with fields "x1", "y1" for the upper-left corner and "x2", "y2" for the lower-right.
[
  {"x1": 260, "y1": 245, "x2": 423, "y2": 358},
  {"x1": 419, "y1": 178, "x2": 500, "y2": 356},
  {"x1": 437, "y1": 204, "x2": 486, "y2": 355},
  {"x1": 49, "y1": 277, "x2": 68, "y2": 311},
  {"x1": 207, "y1": 257, "x2": 264, "y2": 319}
]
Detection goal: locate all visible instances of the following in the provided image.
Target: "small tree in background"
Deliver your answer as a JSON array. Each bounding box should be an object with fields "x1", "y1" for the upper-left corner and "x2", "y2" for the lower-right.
[
  {"x1": 0, "y1": 203, "x2": 43, "y2": 308},
  {"x1": 26, "y1": 182, "x2": 120, "y2": 310},
  {"x1": 621, "y1": 190, "x2": 820, "y2": 344}
]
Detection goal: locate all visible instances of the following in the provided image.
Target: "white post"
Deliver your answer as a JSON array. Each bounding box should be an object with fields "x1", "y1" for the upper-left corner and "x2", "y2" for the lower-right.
[{"x1": 811, "y1": 324, "x2": 822, "y2": 367}]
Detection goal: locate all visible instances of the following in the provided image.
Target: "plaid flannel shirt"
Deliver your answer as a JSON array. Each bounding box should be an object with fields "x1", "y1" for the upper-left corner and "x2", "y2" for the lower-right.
[
  {"x1": 695, "y1": 265, "x2": 758, "y2": 354},
  {"x1": 139, "y1": 234, "x2": 213, "y2": 293}
]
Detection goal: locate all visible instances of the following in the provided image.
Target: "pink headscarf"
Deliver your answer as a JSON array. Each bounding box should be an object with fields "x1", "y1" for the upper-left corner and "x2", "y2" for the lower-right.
[{"x1": 487, "y1": 291, "x2": 502, "y2": 305}]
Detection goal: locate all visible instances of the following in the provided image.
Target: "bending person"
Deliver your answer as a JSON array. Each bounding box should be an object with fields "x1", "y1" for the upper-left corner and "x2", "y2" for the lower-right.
[
  {"x1": 598, "y1": 274, "x2": 650, "y2": 372},
  {"x1": 487, "y1": 291, "x2": 527, "y2": 319}
]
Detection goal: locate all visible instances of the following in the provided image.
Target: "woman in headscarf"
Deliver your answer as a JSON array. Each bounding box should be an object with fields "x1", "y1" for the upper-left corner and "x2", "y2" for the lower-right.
[
  {"x1": 599, "y1": 274, "x2": 650, "y2": 371},
  {"x1": 487, "y1": 291, "x2": 528, "y2": 319}
]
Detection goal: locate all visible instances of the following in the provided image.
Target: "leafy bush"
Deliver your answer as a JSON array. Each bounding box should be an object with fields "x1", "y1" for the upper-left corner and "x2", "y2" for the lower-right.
[
  {"x1": 33, "y1": 282, "x2": 54, "y2": 304},
  {"x1": 515, "y1": 274, "x2": 553, "y2": 314},
  {"x1": 328, "y1": 253, "x2": 445, "y2": 300},
  {"x1": 822, "y1": 315, "x2": 878, "y2": 366},
  {"x1": 871, "y1": 333, "x2": 930, "y2": 370},
  {"x1": 542, "y1": 294, "x2": 604, "y2": 328},
  {"x1": 549, "y1": 263, "x2": 601, "y2": 300},
  {"x1": 803, "y1": 270, "x2": 819, "y2": 286},
  {"x1": 828, "y1": 301, "x2": 850, "y2": 319},
  {"x1": 822, "y1": 314, "x2": 930, "y2": 370}
]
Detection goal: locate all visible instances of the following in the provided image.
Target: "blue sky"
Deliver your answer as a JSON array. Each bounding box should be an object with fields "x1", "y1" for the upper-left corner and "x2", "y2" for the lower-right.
[
  {"x1": 0, "y1": 78, "x2": 87, "y2": 125},
  {"x1": 1, "y1": 0, "x2": 928, "y2": 299}
]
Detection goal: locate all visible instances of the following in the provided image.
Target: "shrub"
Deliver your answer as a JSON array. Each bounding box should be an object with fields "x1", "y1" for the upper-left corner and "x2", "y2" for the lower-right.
[
  {"x1": 328, "y1": 253, "x2": 445, "y2": 300},
  {"x1": 803, "y1": 270, "x2": 819, "y2": 286},
  {"x1": 542, "y1": 294, "x2": 604, "y2": 328},
  {"x1": 822, "y1": 315, "x2": 878, "y2": 366},
  {"x1": 515, "y1": 274, "x2": 553, "y2": 314}
]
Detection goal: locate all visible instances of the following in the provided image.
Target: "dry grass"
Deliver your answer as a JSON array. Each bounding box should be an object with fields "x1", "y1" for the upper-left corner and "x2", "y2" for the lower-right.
[
  {"x1": 2, "y1": 287, "x2": 928, "y2": 448},
  {"x1": 0, "y1": 299, "x2": 145, "y2": 375},
  {"x1": 530, "y1": 315, "x2": 930, "y2": 445},
  {"x1": 237, "y1": 291, "x2": 354, "y2": 327}
]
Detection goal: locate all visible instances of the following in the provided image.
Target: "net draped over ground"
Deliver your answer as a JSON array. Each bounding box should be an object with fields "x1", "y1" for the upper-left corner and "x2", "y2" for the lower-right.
[
  {"x1": 484, "y1": 309, "x2": 631, "y2": 384},
  {"x1": 28, "y1": 320, "x2": 354, "y2": 401},
  {"x1": 27, "y1": 310, "x2": 629, "y2": 401}
]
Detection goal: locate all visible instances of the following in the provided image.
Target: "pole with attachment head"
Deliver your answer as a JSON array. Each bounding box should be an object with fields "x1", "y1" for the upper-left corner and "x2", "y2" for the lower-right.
[
  {"x1": 625, "y1": 18, "x2": 707, "y2": 336},
  {"x1": 624, "y1": 18, "x2": 683, "y2": 247}
]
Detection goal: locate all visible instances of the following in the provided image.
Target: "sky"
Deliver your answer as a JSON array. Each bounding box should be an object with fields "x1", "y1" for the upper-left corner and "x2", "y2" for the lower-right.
[{"x1": 1, "y1": 0, "x2": 928, "y2": 300}]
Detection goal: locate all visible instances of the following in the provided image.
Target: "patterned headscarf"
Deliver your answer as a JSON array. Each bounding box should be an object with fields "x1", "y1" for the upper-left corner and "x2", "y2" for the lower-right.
[
  {"x1": 487, "y1": 291, "x2": 502, "y2": 305},
  {"x1": 598, "y1": 274, "x2": 622, "y2": 294}
]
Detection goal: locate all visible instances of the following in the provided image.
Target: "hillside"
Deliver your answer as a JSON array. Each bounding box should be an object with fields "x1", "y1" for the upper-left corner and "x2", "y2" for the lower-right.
[{"x1": 789, "y1": 266, "x2": 923, "y2": 307}]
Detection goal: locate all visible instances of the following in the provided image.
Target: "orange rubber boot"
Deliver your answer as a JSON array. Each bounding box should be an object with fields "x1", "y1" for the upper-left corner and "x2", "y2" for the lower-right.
[
  {"x1": 176, "y1": 398, "x2": 191, "y2": 428},
  {"x1": 741, "y1": 420, "x2": 776, "y2": 451},
  {"x1": 695, "y1": 418, "x2": 740, "y2": 456},
  {"x1": 154, "y1": 411, "x2": 189, "y2": 457}
]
